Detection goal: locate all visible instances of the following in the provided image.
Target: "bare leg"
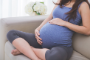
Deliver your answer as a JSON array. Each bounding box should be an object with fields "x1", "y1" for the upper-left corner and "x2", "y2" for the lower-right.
[
  {"x1": 31, "y1": 46, "x2": 49, "y2": 60},
  {"x1": 12, "y1": 37, "x2": 41, "y2": 60},
  {"x1": 11, "y1": 46, "x2": 49, "y2": 60}
]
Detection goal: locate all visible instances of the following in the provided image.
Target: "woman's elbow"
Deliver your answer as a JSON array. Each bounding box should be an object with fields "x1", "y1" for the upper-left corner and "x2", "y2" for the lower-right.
[{"x1": 85, "y1": 30, "x2": 90, "y2": 36}]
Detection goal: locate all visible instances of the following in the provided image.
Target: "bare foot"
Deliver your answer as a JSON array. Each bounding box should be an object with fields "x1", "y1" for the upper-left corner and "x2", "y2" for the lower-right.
[{"x1": 11, "y1": 49, "x2": 22, "y2": 55}]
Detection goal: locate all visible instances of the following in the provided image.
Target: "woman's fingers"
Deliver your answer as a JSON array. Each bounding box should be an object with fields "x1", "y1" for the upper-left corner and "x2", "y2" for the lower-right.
[
  {"x1": 35, "y1": 33, "x2": 42, "y2": 44},
  {"x1": 35, "y1": 30, "x2": 40, "y2": 36},
  {"x1": 36, "y1": 37, "x2": 42, "y2": 45},
  {"x1": 38, "y1": 40, "x2": 42, "y2": 45},
  {"x1": 37, "y1": 39, "x2": 41, "y2": 45},
  {"x1": 36, "y1": 37, "x2": 42, "y2": 43},
  {"x1": 36, "y1": 30, "x2": 41, "y2": 39},
  {"x1": 36, "y1": 33, "x2": 42, "y2": 40},
  {"x1": 35, "y1": 29, "x2": 42, "y2": 45},
  {"x1": 36, "y1": 30, "x2": 40, "y2": 36}
]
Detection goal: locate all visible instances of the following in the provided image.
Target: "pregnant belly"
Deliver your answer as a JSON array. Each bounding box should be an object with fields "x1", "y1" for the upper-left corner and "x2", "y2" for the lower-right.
[{"x1": 39, "y1": 22, "x2": 74, "y2": 48}]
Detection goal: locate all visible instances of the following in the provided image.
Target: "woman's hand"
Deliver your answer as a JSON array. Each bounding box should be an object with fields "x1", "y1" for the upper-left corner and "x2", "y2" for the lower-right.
[
  {"x1": 49, "y1": 18, "x2": 67, "y2": 26},
  {"x1": 35, "y1": 28, "x2": 42, "y2": 45}
]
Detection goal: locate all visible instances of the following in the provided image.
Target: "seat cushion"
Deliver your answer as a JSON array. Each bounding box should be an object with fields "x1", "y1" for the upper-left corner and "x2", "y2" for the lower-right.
[
  {"x1": 70, "y1": 51, "x2": 89, "y2": 60},
  {"x1": 5, "y1": 41, "x2": 89, "y2": 60},
  {"x1": 72, "y1": 33, "x2": 90, "y2": 59}
]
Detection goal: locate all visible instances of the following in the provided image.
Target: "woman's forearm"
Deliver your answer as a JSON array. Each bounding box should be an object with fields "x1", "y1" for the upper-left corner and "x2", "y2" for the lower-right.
[
  {"x1": 65, "y1": 21, "x2": 90, "y2": 35},
  {"x1": 36, "y1": 16, "x2": 53, "y2": 30}
]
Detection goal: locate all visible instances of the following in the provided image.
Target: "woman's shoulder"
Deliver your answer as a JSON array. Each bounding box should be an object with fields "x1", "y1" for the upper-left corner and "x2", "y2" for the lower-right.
[
  {"x1": 78, "y1": 1, "x2": 89, "y2": 16},
  {"x1": 79, "y1": 1, "x2": 90, "y2": 10}
]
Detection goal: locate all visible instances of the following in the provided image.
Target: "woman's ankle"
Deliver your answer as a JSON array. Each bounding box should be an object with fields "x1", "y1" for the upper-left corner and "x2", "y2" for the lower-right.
[
  {"x1": 31, "y1": 57, "x2": 41, "y2": 60},
  {"x1": 32, "y1": 58, "x2": 41, "y2": 60}
]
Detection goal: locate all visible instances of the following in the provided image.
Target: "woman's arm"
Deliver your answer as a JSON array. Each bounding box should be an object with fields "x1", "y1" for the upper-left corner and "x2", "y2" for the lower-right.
[
  {"x1": 36, "y1": 0, "x2": 60, "y2": 30},
  {"x1": 65, "y1": 2, "x2": 90, "y2": 35}
]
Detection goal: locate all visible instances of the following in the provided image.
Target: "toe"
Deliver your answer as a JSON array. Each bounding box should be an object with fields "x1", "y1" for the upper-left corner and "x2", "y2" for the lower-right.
[
  {"x1": 13, "y1": 50, "x2": 16, "y2": 53},
  {"x1": 11, "y1": 49, "x2": 21, "y2": 55},
  {"x1": 11, "y1": 50, "x2": 14, "y2": 54}
]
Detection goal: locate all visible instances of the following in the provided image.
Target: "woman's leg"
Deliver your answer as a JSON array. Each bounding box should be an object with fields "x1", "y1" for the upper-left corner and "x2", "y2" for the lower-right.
[
  {"x1": 45, "y1": 46, "x2": 73, "y2": 60},
  {"x1": 11, "y1": 39, "x2": 49, "y2": 60},
  {"x1": 31, "y1": 46, "x2": 49, "y2": 60},
  {"x1": 6, "y1": 30, "x2": 45, "y2": 60},
  {"x1": 28, "y1": 45, "x2": 73, "y2": 60},
  {"x1": 12, "y1": 37, "x2": 41, "y2": 60}
]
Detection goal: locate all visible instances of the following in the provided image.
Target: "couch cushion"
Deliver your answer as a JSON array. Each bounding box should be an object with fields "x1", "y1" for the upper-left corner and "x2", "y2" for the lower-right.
[
  {"x1": 5, "y1": 41, "x2": 89, "y2": 60},
  {"x1": 70, "y1": 51, "x2": 89, "y2": 60},
  {"x1": 72, "y1": 33, "x2": 90, "y2": 59}
]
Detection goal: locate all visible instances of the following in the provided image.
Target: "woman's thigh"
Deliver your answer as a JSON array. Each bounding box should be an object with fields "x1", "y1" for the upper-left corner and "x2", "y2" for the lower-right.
[
  {"x1": 45, "y1": 46, "x2": 73, "y2": 60},
  {"x1": 6, "y1": 30, "x2": 42, "y2": 48}
]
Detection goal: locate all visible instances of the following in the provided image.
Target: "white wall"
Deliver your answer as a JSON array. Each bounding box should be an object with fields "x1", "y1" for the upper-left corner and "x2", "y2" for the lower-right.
[
  {"x1": 0, "y1": 0, "x2": 58, "y2": 19},
  {"x1": 0, "y1": 0, "x2": 90, "y2": 19}
]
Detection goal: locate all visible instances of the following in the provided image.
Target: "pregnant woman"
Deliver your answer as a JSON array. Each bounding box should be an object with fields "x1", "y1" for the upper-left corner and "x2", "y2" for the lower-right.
[{"x1": 6, "y1": 0, "x2": 90, "y2": 60}]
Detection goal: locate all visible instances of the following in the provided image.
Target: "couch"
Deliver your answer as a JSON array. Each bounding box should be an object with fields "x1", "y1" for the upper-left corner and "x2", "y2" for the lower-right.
[{"x1": 0, "y1": 15, "x2": 90, "y2": 60}]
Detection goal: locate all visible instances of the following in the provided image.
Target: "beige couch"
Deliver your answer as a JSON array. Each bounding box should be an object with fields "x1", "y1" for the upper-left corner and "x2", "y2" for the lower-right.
[{"x1": 0, "y1": 15, "x2": 90, "y2": 60}]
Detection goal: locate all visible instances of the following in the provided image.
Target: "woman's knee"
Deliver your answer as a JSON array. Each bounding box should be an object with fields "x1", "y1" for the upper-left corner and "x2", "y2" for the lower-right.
[
  {"x1": 45, "y1": 47, "x2": 67, "y2": 60},
  {"x1": 7, "y1": 30, "x2": 17, "y2": 38},
  {"x1": 7, "y1": 30, "x2": 20, "y2": 43}
]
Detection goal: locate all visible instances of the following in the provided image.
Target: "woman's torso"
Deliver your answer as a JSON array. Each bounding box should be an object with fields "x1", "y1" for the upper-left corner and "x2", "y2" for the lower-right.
[{"x1": 39, "y1": 2, "x2": 83, "y2": 48}]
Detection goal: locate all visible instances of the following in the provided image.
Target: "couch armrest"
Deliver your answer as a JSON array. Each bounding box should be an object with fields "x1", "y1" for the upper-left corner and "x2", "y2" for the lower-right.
[{"x1": 0, "y1": 15, "x2": 48, "y2": 60}]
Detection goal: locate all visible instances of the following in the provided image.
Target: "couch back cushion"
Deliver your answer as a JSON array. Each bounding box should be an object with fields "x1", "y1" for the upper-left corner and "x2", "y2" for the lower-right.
[{"x1": 72, "y1": 23, "x2": 90, "y2": 59}]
